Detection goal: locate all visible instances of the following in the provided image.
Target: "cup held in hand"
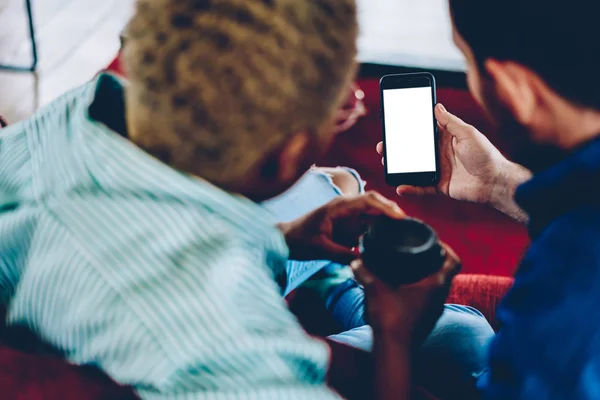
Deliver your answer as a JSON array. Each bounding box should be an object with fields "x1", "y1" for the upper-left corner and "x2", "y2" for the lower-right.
[{"x1": 360, "y1": 217, "x2": 445, "y2": 287}]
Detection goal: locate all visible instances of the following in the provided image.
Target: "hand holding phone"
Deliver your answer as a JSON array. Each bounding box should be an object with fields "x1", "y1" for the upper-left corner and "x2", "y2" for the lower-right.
[{"x1": 380, "y1": 73, "x2": 440, "y2": 187}]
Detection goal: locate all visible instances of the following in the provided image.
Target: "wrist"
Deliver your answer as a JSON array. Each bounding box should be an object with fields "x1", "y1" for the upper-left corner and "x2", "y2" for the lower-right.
[
  {"x1": 372, "y1": 324, "x2": 416, "y2": 351},
  {"x1": 489, "y1": 160, "x2": 532, "y2": 221},
  {"x1": 276, "y1": 222, "x2": 291, "y2": 237},
  {"x1": 372, "y1": 330, "x2": 413, "y2": 400},
  {"x1": 277, "y1": 221, "x2": 295, "y2": 252}
]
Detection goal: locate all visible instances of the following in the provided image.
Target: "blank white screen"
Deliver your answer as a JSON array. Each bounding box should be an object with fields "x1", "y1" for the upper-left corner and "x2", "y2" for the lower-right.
[{"x1": 383, "y1": 87, "x2": 436, "y2": 174}]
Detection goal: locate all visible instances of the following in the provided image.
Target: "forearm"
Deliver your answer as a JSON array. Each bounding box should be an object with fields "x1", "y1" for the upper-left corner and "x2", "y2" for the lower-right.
[
  {"x1": 490, "y1": 161, "x2": 532, "y2": 224},
  {"x1": 372, "y1": 334, "x2": 412, "y2": 400},
  {"x1": 327, "y1": 336, "x2": 412, "y2": 400},
  {"x1": 327, "y1": 339, "x2": 373, "y2": 399}
]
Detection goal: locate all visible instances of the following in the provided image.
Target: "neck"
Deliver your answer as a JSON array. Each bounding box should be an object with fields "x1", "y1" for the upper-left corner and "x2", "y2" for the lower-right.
[{"x1": 547, "y1": 103, "x2": 600, "y2": 150}]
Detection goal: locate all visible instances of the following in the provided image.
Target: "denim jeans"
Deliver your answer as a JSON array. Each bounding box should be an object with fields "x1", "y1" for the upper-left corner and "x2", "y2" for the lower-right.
[{"x1": 262, "y1": 168, "x2": 494, "y2": 398}]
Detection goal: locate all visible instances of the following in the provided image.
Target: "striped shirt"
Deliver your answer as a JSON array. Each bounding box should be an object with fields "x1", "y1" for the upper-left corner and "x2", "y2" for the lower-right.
[{"x1": 0, "y1": 73, "x2": 340, "y2": 399}]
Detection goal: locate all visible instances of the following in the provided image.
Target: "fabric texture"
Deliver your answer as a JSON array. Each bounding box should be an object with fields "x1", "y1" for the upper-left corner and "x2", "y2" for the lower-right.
[
  {"x1": 0, "y1": 73, "x2": 339, "y2": 400},
  {"x1": 446, "y1": 275, "x2": 513, "y2": 332},
  {"x1": 479, "y1": 136, "x2": 600, "y2": 399}
]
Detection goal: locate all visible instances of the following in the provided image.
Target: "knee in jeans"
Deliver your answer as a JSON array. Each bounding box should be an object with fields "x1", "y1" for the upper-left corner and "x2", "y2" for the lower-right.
[
  {"x1": 415, "y1": 306, "x2": 494, "y2": 398},
  {"x1": 425, "y1": 306, "x2": 493, "y2": 370},
  {"x1": 313, "y1": 167, "x2": 362, "y2": 196}
]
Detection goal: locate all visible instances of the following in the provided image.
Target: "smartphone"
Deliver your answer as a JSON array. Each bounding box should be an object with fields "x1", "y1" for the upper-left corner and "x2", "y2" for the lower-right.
[{"x1": 380, "y1": 73, "x2": 439, "y2": 187}]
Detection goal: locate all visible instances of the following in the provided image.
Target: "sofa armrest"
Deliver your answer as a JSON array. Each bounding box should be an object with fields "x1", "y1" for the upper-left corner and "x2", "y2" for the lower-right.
[{"x1": 447, "y1": 274, "x2": 514, "y2": 331}]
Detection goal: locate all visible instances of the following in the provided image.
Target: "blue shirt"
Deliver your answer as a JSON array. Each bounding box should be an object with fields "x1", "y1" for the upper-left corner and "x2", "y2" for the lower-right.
[
  {"x1": 481, "y1": 136, "x2": 600, "y2": 399},
  {"x1": 0, "y1": 73, "x2": 340, "y2": 399}
]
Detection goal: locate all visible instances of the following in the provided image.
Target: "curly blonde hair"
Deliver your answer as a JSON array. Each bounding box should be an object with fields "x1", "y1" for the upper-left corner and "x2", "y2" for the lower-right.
[{"x1": 123, "y1": 0, "x2": 358, "y2": 183}]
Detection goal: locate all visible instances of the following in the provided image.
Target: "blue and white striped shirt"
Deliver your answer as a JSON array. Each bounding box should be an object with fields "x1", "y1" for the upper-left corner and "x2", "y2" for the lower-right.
[{"x1": 0, "y1": 73, "x2": 340, "y2": 399}]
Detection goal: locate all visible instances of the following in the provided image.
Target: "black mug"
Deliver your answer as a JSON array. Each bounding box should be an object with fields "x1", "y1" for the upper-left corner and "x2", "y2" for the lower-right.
[{"x1": 360, "y1": 216, "x2": 446, "y2": 287}]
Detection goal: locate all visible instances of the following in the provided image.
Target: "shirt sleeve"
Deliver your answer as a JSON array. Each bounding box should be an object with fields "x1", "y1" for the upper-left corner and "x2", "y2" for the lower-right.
[
  {"x1": 113, "y1": 228, "x2": 341, "y2": 400},
  {"x1": 480, "y1": 209, "x2": 600, "y2": 399}
]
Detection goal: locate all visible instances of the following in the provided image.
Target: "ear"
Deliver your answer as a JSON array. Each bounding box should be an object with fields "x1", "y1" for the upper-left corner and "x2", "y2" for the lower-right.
[
  {"x1": 484, "y1": 59, "x2": 538, "y2": 126},
  {"x1": 276, "y1": 132, "x2": 311, "y2": 182}
]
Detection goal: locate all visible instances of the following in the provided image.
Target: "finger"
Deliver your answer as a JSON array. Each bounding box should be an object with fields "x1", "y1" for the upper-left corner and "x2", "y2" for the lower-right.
[
  {"x1": 435, "y1": 104, "x2": 474, "y2": 140},
  {"x1": 320, "y1": 239, "x2": 359, "y2": 265},
  {"x1": 381, "y1": 157, "x2": 385, "y2": 166},
  {"x1": 329, "y1": 192, "x2": 404, "y2": 220},
  {"x1": 439, "y1": 242, "x2": 462, "y2": 280},
  {"x1": 352, "y1": 260, "x2": 403, "y2": 331},
  {"x1": 396, "y1": 185, "x2": 438, "y2": 197},
  {"x1": 403, "y1": 243, "x2": 461, "y2": 291},
  {"x1": 351, "y1": 259, "x2": 376, "y2": 287},
  {"x1": 354, "y1": 192, "x2": 406, "y2": 219},
  {"x1": 376, "y1": 141, "x2": 383, "y2": 155}
]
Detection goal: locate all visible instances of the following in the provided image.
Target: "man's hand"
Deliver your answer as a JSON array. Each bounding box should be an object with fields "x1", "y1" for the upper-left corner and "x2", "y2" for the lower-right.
[
  {"x1": 279, "y1": 192, "x2": 404, "y2": 265},
  {"x1": 351, "y1": 243, "x2": 461, "y2": 347},
  {"x1": 377, "y1": 104, "x2": 532, "y2": 222}
]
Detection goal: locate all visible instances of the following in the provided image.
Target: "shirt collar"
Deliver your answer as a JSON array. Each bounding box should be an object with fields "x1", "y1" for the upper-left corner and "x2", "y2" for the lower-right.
[
  {"x1": 79, "y1": 73, "x2": 288, "y2": 257},
  {"x1": 516, "y1": 135, "x2": 600, "y2": 236}
]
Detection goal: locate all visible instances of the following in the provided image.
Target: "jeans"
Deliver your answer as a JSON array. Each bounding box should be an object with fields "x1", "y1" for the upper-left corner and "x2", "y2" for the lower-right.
[{"x1": 262, "y1": 169, "x2": 494, "y2": 398}]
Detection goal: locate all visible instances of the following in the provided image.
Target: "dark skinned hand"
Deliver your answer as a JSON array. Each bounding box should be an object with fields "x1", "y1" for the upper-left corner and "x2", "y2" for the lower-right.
[{"x1": 279, "y1": 191, "x2": 405, "y2": 265}]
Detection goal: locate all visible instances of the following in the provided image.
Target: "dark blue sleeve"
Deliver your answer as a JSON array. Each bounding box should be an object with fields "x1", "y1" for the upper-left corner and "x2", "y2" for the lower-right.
[{"x1": 479, "y1": 209, "x2": 600, "y2": 400}]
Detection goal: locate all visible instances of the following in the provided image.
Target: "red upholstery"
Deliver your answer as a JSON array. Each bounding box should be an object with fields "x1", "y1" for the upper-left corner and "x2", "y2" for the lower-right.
[
  {"x1": 0, "y1": 346, "x2": 136, "y2": 400},
  {"x1": 448, "y1": 274, "x2": 513, "y2": 331}
]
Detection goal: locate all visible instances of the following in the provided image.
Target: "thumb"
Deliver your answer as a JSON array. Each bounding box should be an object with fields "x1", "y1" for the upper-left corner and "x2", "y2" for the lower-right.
[
  {"x1": 320, "y1": 239, "x2": 358, "y2": 264},
  {"x1": 396, "y1": 185, "x2": 437, "y2": 197},
  {"x1": 435, "y1": 104, "x2": 472, "y2": 140},
  {"x1": 350, "y1": 259, "x2": 376, "y2": 287}
]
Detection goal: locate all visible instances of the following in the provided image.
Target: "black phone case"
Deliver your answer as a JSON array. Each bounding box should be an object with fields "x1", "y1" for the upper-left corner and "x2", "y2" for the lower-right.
[{"x1": 380, "y1": 72, "x2": 440, "y2": 187}]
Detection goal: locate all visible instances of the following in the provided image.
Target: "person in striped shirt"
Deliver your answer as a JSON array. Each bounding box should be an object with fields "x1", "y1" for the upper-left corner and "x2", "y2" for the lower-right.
[{"x1": 0, "y1": 0, "x2": 493, "y2": 399}]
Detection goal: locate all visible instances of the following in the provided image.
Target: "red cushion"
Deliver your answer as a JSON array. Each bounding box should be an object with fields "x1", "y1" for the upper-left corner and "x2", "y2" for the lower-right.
[
  {"x1": 0, "y1": 346, "x2": 136, "y2": 400},
  {"x1": 448, "y1": 274, "x2": 513, "y2": 331}
]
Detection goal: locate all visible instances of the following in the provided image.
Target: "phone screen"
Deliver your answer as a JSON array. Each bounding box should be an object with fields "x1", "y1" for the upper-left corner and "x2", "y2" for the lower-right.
[{"x1": 383, "y1": 87, "x2": 436, "y2": 175}]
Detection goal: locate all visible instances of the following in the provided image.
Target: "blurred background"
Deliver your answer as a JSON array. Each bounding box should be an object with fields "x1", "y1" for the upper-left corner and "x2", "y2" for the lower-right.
[
  {"x1": 0, "y1": 0, "x2": 134, "y2": 122},
  {"x1": 0, "y1": 0, "x2": 461, "y2": 123}
]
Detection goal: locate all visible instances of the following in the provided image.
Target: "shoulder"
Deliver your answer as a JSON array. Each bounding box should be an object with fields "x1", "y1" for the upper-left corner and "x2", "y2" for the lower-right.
[{"x1": 24, "y1": 79, "x2": 95, "y2": 143}]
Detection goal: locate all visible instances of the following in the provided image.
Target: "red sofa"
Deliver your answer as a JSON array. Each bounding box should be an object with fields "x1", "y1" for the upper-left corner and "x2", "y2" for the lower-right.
[{"x1": 0, "y1": 58, "x2": 521, "y2": 399}]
